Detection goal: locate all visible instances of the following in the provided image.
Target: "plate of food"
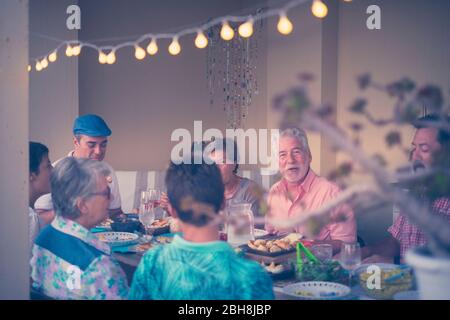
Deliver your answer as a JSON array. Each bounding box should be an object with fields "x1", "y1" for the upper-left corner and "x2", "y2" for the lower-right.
[
  {"x1": 96, "y1": 232, "x2": 139, "y2": 247},
  {"x1": 148, "y1": 218, "x2": 171, "y2": 235},
  {"x1": 282, "y1": 281, "x2": 351, "y2": 300},
  {"x1": 356, "y1": 263, "x2": 413, "y2": 300},
  {"x1": 245, "y1": 233, "x2": 303, "y2": 257},
  {"x1": 94, "y1": 218, "x2": 113, "y2": 231},
  {"x1": 261, "y1": 262, "x2": 295, "y2": 280},
  {"x1": 254, "y1": 229, "x2": 268, "y2": 238}
]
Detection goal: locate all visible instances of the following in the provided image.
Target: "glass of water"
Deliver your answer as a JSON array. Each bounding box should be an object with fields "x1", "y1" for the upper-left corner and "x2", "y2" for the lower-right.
[
  {"x1": 339, "y1": 242, "x2": 361, "y2": 286},
  {"x1": 139, "y1": 191, "x2": 155, "y2": 239}
]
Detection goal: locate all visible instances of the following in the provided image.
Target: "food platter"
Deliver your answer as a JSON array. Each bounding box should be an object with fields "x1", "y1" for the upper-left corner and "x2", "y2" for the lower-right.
[
  {"x1": 244, "y1": 233, "x2": 303, "y2": 257},
  {"x1": 282, "y1": 281, "x2": 351, "y2": 300},
  {"x1": 96, "y1": 231, "x2": 139, "y2": 247}
]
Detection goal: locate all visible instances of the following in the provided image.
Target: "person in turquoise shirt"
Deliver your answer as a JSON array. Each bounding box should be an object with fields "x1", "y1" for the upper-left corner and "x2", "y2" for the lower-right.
[{"x1": 129, "y1": 160, "x2": 274, "y2": 300}]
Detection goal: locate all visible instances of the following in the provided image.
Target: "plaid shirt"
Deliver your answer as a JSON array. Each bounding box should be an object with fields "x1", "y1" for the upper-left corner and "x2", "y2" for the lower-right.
[{"x1": 389, "y1": 197, "x2": 450, "y2": 258}]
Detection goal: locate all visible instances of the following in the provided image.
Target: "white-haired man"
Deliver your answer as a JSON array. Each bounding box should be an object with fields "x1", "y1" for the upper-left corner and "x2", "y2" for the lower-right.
[{"x1": 265, "y1": 128, "x2": 356, "y2": 253}]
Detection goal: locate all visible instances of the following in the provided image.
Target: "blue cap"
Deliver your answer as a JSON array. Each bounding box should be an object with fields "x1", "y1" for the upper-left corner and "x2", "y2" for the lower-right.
[{"x1": 73, "y1": 114, "x2": 112, "y2": 137}]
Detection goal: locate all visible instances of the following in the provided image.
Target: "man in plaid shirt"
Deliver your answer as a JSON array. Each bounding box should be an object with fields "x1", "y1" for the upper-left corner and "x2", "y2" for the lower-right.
[{"x1": 362, "y1": 114, "x2": 450, "y2": 263}]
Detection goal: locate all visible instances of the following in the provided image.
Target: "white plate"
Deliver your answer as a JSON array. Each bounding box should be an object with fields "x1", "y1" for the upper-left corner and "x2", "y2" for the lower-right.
[
  {"x1": 254, "y1": 229, "x2": 268, "y2": 237},
  {"x1": 96, "y1": 232, "x2": 139, "y2": 247},
  {"x1": 282, "y1": 281, "x2": 351, "y2": 300}
]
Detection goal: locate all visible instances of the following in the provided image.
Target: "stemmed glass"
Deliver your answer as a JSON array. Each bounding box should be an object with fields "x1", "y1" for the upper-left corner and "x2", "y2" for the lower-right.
[
  {"x1": 139, "y1": 191, "x2": 156, "y2": 240},
  {"x1": 339, "y1": 242, "x2": 361, "y2": 286},
  {"x1": 147, "y1": 189, "x2": 165, "y2": 219}
]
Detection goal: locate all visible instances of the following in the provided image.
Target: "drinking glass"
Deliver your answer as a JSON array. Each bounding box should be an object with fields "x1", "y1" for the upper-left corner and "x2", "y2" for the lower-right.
[
  {"x1": 147, "y1": 189, "x2": 165, "y2": 219},
  {"x1": 139, "y1": 191, "x2": 155, "y2": 239},
  {"x1": 339, "y1": 242, "x2": 361, "y2": 286},
  {"x1": 226, "y1": 203, "x2": 255, "y2": 247},
  {"x1": 311, "y1": 244, "x2": 333, "y2": 262}
]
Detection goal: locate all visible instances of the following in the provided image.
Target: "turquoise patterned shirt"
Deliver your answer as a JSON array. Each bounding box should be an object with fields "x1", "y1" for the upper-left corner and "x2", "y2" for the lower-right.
[
  {"x1": 129, "y1": 235, "x2": 274, "y2": 300},
  {"x1": 31, "y1": 216, "x2": 129, "y2": 300}
]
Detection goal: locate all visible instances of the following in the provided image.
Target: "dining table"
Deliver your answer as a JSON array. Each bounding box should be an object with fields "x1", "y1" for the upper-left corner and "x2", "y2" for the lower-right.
[{"x1": 110, "y1": 234, "x2": 389, "y2": 300}]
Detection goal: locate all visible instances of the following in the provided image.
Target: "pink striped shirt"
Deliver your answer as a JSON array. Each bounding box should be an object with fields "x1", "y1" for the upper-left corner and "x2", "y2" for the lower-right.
[{"x1": 265, "y1": 169, "x2": 356, "y2": 242}]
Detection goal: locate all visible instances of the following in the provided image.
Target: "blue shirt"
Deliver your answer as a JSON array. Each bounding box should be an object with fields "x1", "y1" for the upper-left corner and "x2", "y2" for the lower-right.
[{"x1": 129, "y1": 235, "x2": 274, "y2": 300}]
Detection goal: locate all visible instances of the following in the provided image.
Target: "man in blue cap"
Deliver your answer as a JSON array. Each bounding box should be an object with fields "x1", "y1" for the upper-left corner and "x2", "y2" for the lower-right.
[
  {"x1": 69, "y1": 114, "x2": 122, "y2": 217},
  {"x1": 40, "y1": 114, "x2": 122, "y2": 219}
]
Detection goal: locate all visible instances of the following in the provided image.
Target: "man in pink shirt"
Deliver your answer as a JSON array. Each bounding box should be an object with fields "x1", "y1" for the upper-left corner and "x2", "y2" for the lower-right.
[{"x1": 265, "y1": 127, "x2": 356, "y2": 253}]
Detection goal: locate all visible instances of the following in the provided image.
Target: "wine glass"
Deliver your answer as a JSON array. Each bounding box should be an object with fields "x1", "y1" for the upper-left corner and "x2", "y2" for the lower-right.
[
  {"x1": 339, "y1": 242, "x2": 361, "y2": 286},
  {"x1": 139, "y1": 191, "x2": 155, "y2": 241},
  {"x1": 147, "y1": 189, "x2": 165, "y2": 219}
]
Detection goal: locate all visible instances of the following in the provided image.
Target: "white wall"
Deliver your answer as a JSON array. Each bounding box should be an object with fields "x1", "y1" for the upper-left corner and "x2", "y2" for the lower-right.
[
  {"x1": 0, "y1": 0, "x2": 29, "y2": 299},
  {"x1": 29, "y1": 0, "x2": 79, "y2": 161},
  {"x1": 337, "y1": 0, "x2": 450, "y2": 180}
]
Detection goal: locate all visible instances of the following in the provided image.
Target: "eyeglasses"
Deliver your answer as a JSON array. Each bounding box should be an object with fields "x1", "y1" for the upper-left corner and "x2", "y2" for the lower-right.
[{"x1": 88, "y1": 186, "x2": 111, "y2": 200}]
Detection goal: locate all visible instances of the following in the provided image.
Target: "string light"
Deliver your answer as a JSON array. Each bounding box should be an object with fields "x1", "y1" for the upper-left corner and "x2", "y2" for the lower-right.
[
  {"x1": 194, "y1": 30, "x2": 208, "y2": 49},
  {"x1": 220, "y1": 21, "x2": 234, "y2": 41},
  {"x1": 168, "y1": 37, "x2": 181, "y2": 55},
  {"x1": 65, "y1": 45, "x2": 74, "y2": 57},
  {"x1": 146, "y1": 38, "x2": 158, "y2": 55},
  {"x1": 311, "y1": 0, "x2": 328, "y2": 19},
  {"x1": 30, "y1": 0, "x2": 350, "y2": 71},
  {"x1": 238, "y1": 19, "x2": 254, "y2": 38},
  {"x1": 40, "y1": 57, "x2": 48, "y2": 69},
  {"x1": 98, "y1": 51, "x2": 107, "y2": 64},
  {"x1": 48, "y1": 51, "x2": 58, "y2": 62},
  {"x1": 27, "y1": 65, "x2": 31, "y2": 72},
  {"x1": 71, "y1": 45, "x2": 81, "y2": 56},
  {"x1": 277, "y1": 13, "x2": 293, "y2": 35},
  {"x1": 134, "y1": 45, "x2": 146, "y2": 60},
  {"x1": 35, "y1": 61, "x2": 42, "y2": 71},
  {"x1": 106, "y1": 51, "x2": 116, "y2": 64}
]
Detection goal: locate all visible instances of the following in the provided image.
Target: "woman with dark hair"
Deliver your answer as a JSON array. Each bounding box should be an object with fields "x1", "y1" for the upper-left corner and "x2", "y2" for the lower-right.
[
  {"x1": 208, "y1": 138, "x2": 261, "y2": 218},
  {"x1": 29, "y1": 142, "x2": 52, "y2": 251}
]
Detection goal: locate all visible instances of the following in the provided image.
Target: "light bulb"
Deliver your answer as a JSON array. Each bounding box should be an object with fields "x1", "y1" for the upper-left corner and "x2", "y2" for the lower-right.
[
  {"x1": 220, "y1": 21, "x2": 234, "y2": 41},
  {"x1": 71, "y1": 45, "x2": 81, "y2": 56},
  {"x1": 343, "y1": 0, "x2": 352, "y2": 2},
  {"x1": 146, "y1": 39, "x2": 158, "y2": 55},
  {"x1": 238, "y1": 19, "x2": 254, "y2": 38},
  {"x1": 194, "y1": 31, "x2": 208, "y2": 49},
  {"x1": 98, "y1": 51, "x2": 107, "y2": 64},
  {"x1": 35, "y1": 61, "x2": 42, "y2": 71},
  {"x1": 311, "y1": 0, "x2": 328, "y2": 19},
  {"x1": 134, "y1": 45, "x2": 146, "y2": 60},
  {"x1": 106, "y1": 51, "x2": 116, "y2": 64},
  {"x1": 41, "y1": 57, "x2": 48, "y2": 69},
  {"x1": 277, "y1": 14, "x2": 293, "y2": 35},
  {"x1": 168, "y1": 37, "x2": 181, "y2": 55},
  {"x1": 48, "y1": 51, "x2": 57, "y2": 62},
  {"x1": 27, "y1": 64, "x2": 31, "y2": 72},
  {"x1": 65, "y1": 45, "x2": 73, "y2": 57}
]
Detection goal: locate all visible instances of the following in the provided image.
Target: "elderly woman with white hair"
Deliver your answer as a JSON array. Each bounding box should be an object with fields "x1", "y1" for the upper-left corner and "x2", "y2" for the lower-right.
[
  {"x1": 30, "y1": 157, "x2": 129, "y2": 300},
  {"x1": 265, "y1": 127, "x2": 356, "y2": 254}
]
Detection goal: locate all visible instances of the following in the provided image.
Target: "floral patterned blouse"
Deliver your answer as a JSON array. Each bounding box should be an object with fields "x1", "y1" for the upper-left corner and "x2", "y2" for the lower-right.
[{"x1": 31, "y1": 216, "x2": 129, "y2": 299}]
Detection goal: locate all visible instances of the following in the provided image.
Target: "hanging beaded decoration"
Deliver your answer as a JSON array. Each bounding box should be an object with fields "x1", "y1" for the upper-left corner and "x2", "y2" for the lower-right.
[{"x1": 206, "y1": 9, "x2": 264, "y2": 129}]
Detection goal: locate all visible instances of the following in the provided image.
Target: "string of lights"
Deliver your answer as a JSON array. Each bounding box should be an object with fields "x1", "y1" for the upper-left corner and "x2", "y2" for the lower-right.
[{"x1": 29, "y1": 0, "x2": 352, "y2": 72}]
